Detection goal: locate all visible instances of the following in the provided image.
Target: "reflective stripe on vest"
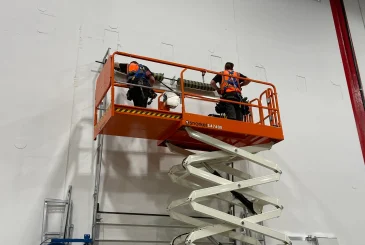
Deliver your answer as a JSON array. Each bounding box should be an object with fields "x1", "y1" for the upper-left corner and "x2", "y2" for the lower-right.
[{"x1": 221, "y1": 70, "x2": 241, "y2": 94}]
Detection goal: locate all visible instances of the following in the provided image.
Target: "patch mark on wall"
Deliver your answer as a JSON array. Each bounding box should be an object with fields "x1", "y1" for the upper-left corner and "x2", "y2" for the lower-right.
[
  {"x1": 296, "y1": 75, "x2": 307, "y2": 92},
  {"x1": 74, "y1": 25, "x2": 82, "y2": 82},
  {"x1": 160, "y1": 42, "x2": 174, "y2": 61},
  {"x1": 103, "y1": 29, "x2": 120, "y2": 52},
  {"x1": 330, "y1": 80, "x2": 343, "y2": 99},
  {"x1": 37, "y1": 6, "x2": 56, "y2": 17},
  {"x1": 108, "y1": 25, "x2": 118, "y2": 30},
  {"x1": 210, "y1": 55, "x2": 222, "y2": 71},
  {"x1": 36, "y1": 10, "x2": 56, "y2": 34},
  {"x1": 37, "y1": 0, "x2": 59, "y2": 15},
  {"x1": 14, "y1": 137, "x2": 27, "y2": 149},
  {"x1": 255, "y1": 65, "x2": 268, "y2": 81}
]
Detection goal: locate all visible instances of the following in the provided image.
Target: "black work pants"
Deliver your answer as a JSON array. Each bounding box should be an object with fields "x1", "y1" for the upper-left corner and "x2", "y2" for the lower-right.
[
  {"x1": 223, "y1": 93, "x2": 243, "y2": 121},
  {"x1": 128, "y1": 87, "x2": 148, "y2": 108},
  {"x1": 225, "y1": 102, "x2": 243, "y2": 121}
]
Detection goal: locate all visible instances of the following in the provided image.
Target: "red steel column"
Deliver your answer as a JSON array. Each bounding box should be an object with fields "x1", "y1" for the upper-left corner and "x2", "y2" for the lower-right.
[{"x1": 330, "y1": 0, "x2": 365, "y2": 163}]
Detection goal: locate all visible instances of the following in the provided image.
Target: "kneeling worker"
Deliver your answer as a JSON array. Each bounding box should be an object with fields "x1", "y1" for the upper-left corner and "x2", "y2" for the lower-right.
[
  {"x1": 114, "y1": 61, "x2": 156, "y2": 108},
  {"x1": 210, "y1": 62, "x2": 250, "y2": 121}
]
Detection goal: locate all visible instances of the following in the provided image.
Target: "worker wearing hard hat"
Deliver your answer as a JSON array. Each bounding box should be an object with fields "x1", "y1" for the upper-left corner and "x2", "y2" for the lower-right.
[
  {"x1": 114, "y1": 61, "x2": 156, "y2": 107},
  {"x1": 210, "y1": 62, "x2": 250, "y2": 121}
]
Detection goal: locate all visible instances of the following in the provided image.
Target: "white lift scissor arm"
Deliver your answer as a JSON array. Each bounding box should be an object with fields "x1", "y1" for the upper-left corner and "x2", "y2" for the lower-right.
[{"x1": 167, "y1": 127, "x2": 291, "y2": 245}]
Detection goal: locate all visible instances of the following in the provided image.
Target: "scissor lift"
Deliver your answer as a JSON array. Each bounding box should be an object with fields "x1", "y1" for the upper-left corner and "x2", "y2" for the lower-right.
[{"x1": 94, "y1": 51, "x2": 291, "y2": 245}]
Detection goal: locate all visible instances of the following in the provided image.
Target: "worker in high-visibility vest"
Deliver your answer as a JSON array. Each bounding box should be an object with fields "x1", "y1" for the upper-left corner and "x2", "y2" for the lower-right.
[
  {"x1": 114, "y1": 61, "x2": 156, "y2": 108},
  {"x1": 210, "y1": 62, "x2": 251, "y2": 121}
]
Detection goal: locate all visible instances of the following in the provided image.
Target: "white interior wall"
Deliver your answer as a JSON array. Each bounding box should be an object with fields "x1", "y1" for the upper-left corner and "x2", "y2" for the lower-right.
[{"x1": 1, "y1": 0, "x2": 365, "y2": 245}]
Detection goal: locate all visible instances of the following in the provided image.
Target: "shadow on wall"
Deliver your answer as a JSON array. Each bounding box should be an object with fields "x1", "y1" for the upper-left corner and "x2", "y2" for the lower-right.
[
  {"x1": 17, "y1": 112, "x2": 94, "y2": 244},
  {"x1": 257, "y1": 150, "x2": 345, "y2": 242},
  {"x1": 4, "y1": 60, "x2": 102, "y2": 244},
  {"x1": 63, "y1": 61, "x2": 102, "y2": 189},
  {"x1": 100, "y1": 131, "x2": 190, "y2": 213},
  {"x1": 34, "y1": 61, "x2": 188, "y2": 242},
  {"x1": 37, "y1": 62, "x2": 101, "y2": 240},
  {"x1": 97, "y1": 92, "x2": 232, "y2": 216},
  {"x1": 99, "y1": 92, "x2": 191, "y2": 213}
]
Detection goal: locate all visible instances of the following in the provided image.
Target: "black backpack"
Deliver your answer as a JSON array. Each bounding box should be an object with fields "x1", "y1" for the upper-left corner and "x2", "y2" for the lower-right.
[{"x1": 215, "y1": 97, "x2": 250, "y2": 116}]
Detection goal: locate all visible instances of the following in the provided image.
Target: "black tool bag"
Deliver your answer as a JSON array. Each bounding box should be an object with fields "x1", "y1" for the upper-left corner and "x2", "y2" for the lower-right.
[
  {"x1": 215, "y1": 102, "x2": 227, "y2": 114},
  {"x1": 240, "y1": 97, "x2": 250, "y2": 116},
  {"x1": 215, "y1": 94, "x2": 251, "y2": 116}
]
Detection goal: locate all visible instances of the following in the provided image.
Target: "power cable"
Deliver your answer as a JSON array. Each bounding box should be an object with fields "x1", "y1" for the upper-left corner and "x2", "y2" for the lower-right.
[{"x1": 171, "y1": 232, "x2": 189, "y2": 245}]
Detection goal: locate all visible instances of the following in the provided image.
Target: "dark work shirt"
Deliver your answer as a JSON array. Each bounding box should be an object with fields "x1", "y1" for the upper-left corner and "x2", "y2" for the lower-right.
[
  {"x1": 212, "y1": 72, "x2": 247, "y2": 85},
  {"x1": 118, "y1": 63, "x2": 128, "y2": 73}
]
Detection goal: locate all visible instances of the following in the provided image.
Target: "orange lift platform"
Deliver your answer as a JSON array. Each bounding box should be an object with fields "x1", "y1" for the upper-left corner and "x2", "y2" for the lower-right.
[
  {"x1": 94, "y1": 51, "x2": 283, "y2": 152},
  {"x1": 93, "y1": 51, "x2": 291, "y2": 245}
]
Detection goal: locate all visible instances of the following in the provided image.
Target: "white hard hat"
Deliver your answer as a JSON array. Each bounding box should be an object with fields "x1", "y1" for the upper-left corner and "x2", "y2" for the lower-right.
[{"x1": 163, "y1": 92, "x2": 180, "y2": 109}]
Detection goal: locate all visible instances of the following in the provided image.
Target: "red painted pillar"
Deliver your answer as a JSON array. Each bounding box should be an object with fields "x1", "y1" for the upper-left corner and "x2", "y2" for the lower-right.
[{"x1": 330, "y1": 0, "x2": 365, "y2": 163}]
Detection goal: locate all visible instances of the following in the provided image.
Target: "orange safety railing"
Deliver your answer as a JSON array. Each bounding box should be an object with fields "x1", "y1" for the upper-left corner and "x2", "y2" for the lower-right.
[
  {"x1": 259, "y1": 88, "x2": 279, "y2": 126},
  {"x1": 94, "y1": 51, "x2": 282, "y2": 128},
  {"x1": 249, "y1": 98, "x2": 263, "y2": 124}
]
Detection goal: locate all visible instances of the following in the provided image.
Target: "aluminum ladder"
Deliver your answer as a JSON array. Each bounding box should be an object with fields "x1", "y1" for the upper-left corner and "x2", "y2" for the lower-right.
[
  {"x1": 166, "y1": 127, "x2": 291, "y2": 245},
  {"x1": 41, "y1": 185, "x2": 73, "y2": 243}
]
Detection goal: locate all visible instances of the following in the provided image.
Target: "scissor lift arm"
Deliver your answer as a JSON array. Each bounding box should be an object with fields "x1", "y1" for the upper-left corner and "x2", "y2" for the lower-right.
[{"x1": 167, "y1": 127, "x2": 291, "y2": 245}]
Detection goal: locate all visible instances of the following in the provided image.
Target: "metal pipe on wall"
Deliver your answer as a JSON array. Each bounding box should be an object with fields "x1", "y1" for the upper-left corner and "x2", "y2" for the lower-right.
[
  {"x1": 97, "y1": 210, "x2": 214, "y2": 220},
  {"x1": 91, "y1": 130, "x2": 103, "y2": 244},
  {"x1": 91, "y1": 104, "x2": 104, "y2": 244},
  {"x1": 96, "y1": 222, "x2": 193, "y2": 229},
  {"x1": 330, "y1": 0, "x2": 365, "y2": 163},
  {"x1": 94, "y1": 239, "x2": 234, "y2": 244},
  {"x1": 91, "y1": 49, "x2": 110, "y2": 244}
]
